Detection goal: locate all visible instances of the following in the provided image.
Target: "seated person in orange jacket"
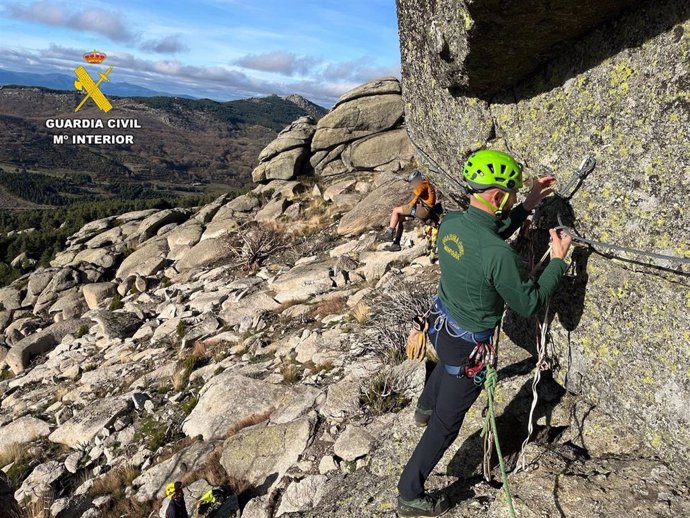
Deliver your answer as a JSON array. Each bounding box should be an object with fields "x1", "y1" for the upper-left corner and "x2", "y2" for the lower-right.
[{"x1": 379, "y1": 170, "x2": 437, "y2": 251}]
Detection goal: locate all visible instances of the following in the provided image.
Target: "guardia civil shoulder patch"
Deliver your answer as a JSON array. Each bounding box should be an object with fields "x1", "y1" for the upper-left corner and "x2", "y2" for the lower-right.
[{"x1": 442, "y1": 233, "x2": 464, "y2": 260}]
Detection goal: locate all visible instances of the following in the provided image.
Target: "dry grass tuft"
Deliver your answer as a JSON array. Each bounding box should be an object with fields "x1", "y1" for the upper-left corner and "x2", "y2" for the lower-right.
[
  {"x1": 191, "y1": 340, "x2": 208, "y2": 358},
  {"x1": 360, "y1": 279, "x2": 435, "y2": 365},
  {"x1": 351, "y1": 302, "x2": 371, "y2": 324},
  {"x1": 19, "y1": 496, "x2": 53, "y2": 518},
  {"x1": 89, "y1": 463, "x2": 140, "y2": 498},
  {"x1": 310, "y1": 296, "x2": 347, "y2": 318},
  {"x1": 0, "y1": 442, "x2": 26, "y2": 469},
  {"x1": 224, "y1": 408, "x2": 273, "y2": 438},
  {"x1": 279, "y1": 362, "x2": 302, "y2": 384}
]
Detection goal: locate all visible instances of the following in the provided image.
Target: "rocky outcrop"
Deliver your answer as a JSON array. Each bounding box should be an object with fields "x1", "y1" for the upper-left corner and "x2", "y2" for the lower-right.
[
  {"x1": 252, "y1": 117, "x2": 316, "y2": 182},
  {"x1": 253, "y1": 78, "x2": 414, "y2": 203},
  {"x1": 5, "y1": 318, "x2": 92, "y2": 374},
  {"x1": 398, "y1": 0, "x2": 690, "y2": 468}
]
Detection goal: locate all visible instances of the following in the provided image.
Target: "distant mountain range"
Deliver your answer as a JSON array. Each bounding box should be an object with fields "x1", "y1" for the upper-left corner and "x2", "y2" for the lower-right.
[
  {"x1": 0, "y1": 84, "x2": 327, "y2": 208},
  {"x1": 0, "y1": 68, "x2": 191, "y2": 98}
]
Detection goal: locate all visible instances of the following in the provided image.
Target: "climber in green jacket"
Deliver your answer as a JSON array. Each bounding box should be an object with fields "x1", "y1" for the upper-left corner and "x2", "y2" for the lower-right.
[{"x1": 397, "y1": 149, "x2": 572, "y2": 517}]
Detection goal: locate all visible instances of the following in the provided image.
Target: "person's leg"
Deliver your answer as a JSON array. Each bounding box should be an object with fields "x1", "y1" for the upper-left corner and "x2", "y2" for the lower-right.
[
  {"x1": 398, "y1": 372, "x2": 482, "y2": 500},
  {"x1": 417, "y1": 360, "x2": 442, "y2": 411},
  {"x1": 389, "y1": 206, "x2": 404, "y2": 230}
]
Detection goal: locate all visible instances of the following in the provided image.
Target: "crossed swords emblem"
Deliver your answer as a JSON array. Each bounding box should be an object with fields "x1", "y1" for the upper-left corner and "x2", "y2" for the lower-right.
[{"x1": 73, "y1": 65, "x2": 113, "y2": 113}]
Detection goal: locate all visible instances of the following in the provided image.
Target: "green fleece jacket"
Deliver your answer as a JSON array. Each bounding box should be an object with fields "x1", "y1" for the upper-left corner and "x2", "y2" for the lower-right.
[{"x1": 437, "y1": 204, "x2": 567, "y2": 332}]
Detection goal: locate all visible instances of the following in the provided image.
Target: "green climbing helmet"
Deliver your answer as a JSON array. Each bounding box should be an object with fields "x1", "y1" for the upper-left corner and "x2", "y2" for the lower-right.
[{"x1": 463, "y1": 149, "x2": 523, "y2": 193}]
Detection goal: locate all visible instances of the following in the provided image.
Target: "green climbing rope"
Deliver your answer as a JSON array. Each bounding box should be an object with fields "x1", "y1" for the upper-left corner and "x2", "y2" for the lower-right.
[{"x1": 481, "y1": 366, "x2": 517, "y2": 518}]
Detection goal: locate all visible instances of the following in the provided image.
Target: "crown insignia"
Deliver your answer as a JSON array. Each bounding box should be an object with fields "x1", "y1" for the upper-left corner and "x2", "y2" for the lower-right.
[{"x1": 83, "y1": 50, "x2": 106, "y2": 64}]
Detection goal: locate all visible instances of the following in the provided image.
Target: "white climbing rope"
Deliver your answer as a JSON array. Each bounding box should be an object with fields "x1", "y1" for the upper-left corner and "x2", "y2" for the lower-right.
[{"x1": 516, "y1": 298, "x2": 551, "y2": 472}]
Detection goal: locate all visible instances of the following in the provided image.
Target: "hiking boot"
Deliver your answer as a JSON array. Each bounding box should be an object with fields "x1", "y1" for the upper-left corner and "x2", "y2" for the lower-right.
[
  {"x1": 377, "y1": 227, "x2": 395, "y2": 242},
  {"x1": 414, "y1": 406, "x2": 433, "y2": 427},
  {"x1": 388, "y1": 242, "x2": 402, "y2": 252},
  {"x1": 397, "y1": 493, "x2": 450, "y2": 517}
]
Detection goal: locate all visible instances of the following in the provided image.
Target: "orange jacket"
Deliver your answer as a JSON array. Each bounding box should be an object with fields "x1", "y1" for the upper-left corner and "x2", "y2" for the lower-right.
[{"x1": 408, "y1": 179, "x2": 436, "y2": 207}]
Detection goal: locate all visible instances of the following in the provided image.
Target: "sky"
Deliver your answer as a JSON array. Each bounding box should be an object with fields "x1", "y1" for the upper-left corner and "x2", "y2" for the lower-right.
[{"x1": 0, "y1": 0, "x2": 401, "y2": 106}]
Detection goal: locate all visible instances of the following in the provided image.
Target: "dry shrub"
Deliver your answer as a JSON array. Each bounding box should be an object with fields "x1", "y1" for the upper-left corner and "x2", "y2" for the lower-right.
[
  {"x1": 360, "y1": 279, "x2": 434, "y2": 365},
  {"x1": 360, "y1": 369, "x2": 412, "y2": 416},
  {"x1": 89, "y1": 464, "x2": 140, "y2": 497},
  {"x1": 230, "y1": 225, "x2": 290, "y2": 270},
  {"x1": 310, "y1": 296, "x2": 347, "y2": 318}
]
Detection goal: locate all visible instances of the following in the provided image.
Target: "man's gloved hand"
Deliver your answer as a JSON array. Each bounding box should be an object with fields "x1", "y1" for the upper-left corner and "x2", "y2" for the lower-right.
[
  {"x1": 524, "y1": 175, "x2": 556, "y2": 211},
  {"x1": 406, "y1": 328, "x2": 427, "y2": 361}
]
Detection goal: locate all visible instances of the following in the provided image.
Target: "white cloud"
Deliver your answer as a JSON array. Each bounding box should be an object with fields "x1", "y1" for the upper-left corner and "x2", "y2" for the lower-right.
[
  {"x1": 233, "y1": 51, "x2": 321, "y2": 76},
  {"x1": 5, "y1": 1, "x2": 137, "y2": 42},
  {"x1": 141, "y1": 34, "x2": 188, "y2": 54},
  {"x1": 0, "y1": 44, "x2": 398, "y2": 106}
]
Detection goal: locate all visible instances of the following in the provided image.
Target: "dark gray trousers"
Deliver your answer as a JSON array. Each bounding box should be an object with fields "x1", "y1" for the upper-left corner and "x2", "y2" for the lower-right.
[{"x1": 397, "y1": 324, "x2": 482, "y2": 500}]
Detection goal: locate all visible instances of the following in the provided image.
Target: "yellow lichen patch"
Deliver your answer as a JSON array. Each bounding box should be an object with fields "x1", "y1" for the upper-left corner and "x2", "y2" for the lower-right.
[
  {"x1": 650, "y1": 433, "x2": 663, "y2": 449},
  {"x1": 642, "y1": 370, "x2": 654, "y2": 385}
]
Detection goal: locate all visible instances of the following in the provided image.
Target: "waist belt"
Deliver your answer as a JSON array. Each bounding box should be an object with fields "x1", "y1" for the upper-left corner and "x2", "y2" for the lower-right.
[
  {"x1": 428, "y1": 296, "x2": 494, "y2": 381},
  {"x1": 428, "y1": 296, "x2": 493, "y2": 344}
]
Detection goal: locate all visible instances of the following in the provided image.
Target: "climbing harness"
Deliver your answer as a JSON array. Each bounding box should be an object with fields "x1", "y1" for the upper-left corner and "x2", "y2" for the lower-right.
[{"x1": 480, "y1": 317, "x2": 517, "y2": 518}]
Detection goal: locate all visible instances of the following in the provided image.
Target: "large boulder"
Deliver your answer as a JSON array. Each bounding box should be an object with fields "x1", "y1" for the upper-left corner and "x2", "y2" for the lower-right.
[
  {"x1": 341, "y1": 128, "x2": 413, "y2": 171},
  {"x1": 182, "y1": 372, "x2": 297, "y2": 440},
  {"x1": 253, "y1": 152, "x2": 308, "y2": 183},
  {"x1": 337, "y1": 173, "x2": 410, "y2": 235},
  {"x1": 333, "y1": 77, "x2": 401, "y2": 107},
  {"x1": 136, "y1": 209, "x2": 189, "y2": 243},
  {"x1": 397, "y1": 0, "x2": 690, "y2": 468},
  {"x1": 220, "y1": 415, "x2": 315, "y2": 491},
  {"x1": 268, "y1": 260, "x2": 332, "y2": 303},
  {"x1": 311, "y1": 91, "x2": 404, "y2": 152},
  {"x1": 175, "y1": 234, "x2": 234, "y2": 272},
  {"x1": 5, "y1": 318, "x2": 92, "y2": 374},
  {"x1": 82, "y1": 282, "x2": 117, "y2": 310},
  {"x1": 48, "y1": 396, "x2": 130, "y2": 448},
  {"x1": 115, "y1": 238, "x2": 169, "y2": 280},
  {"x1": 258, "y1": 116, "x2": 316, "y2": 163},
  {"x1": 91, "y1": 310, "x2": 142, "y2": 339},
  {"x1": 398, "y1": 0, "x2": 639, "y2": 99},
  {"x1": 0, "y1": 416, "x2": 50, "y2": 452},
  {"x1": 15, "y1": 461, "x2": 65, "y2": 503}
]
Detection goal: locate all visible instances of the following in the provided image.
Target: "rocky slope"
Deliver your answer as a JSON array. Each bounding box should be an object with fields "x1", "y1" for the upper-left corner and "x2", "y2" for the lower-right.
[
  {"x1": 1, "y1": 77, "x2": 688, "y2": 518},
  {"x1": 398, "y1": 0, "x2": 690, "y2": 470}
]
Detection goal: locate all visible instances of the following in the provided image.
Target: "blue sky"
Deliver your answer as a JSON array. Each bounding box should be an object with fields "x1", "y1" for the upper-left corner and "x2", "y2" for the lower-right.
[{"x1": 0, "y1": 0, "x2": 401, "y2": 105}]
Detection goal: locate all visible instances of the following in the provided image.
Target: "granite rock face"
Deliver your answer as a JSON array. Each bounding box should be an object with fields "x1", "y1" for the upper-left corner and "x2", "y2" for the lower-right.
[{"x1": 397, "y1": 0, "x2": 690, "y2": 467}]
